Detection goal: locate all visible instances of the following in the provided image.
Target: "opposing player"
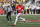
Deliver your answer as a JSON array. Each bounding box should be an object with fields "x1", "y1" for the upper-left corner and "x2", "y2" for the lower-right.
[{"x1": 12, "y1": 3, "x2": 26, "y2": 26}]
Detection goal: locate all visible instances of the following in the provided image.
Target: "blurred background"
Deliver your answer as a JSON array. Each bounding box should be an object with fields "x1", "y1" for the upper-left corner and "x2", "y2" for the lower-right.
[{"x1": 0, "y1": 0, "x2": 40, "y2": 15}]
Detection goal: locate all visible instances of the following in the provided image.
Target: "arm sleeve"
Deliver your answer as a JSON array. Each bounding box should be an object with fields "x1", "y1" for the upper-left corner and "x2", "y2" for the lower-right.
[
  {"x1": 15, "y1": 5, "x2": 18, "y2": 10},
  {"x1": 22, "y1": 6, "x2": 24, "y2": 10}
]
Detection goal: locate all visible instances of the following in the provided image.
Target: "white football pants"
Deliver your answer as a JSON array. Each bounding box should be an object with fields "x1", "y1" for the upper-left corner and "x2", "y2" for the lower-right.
[{"x1": 14, "y1": 13, "x2": 25, "y2": 25}]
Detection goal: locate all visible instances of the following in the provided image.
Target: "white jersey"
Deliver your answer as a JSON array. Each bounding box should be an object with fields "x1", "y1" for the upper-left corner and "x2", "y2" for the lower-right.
[
  {"x1": 36, "y1": 6, "x2": 39, "y2": 9},
  {"x1": 25, "y1": 6, "x2": 28, "y2": 10},
  {"x1": 7, "y1": 6, "x2": 12, "y2": 12},
  {"x1": 31, "y1": 6, "x2": 36, "y2": 10},
  {"x1": 3, "y1": 4, "x2": 10, "y2": 8}
]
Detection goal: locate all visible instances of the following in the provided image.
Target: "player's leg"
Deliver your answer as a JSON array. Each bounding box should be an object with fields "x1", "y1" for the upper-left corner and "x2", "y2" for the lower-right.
[
  {"x1": 10, "y1": 12, "x2": 13, "y2": 22},
  {"x1": 12, "y1": 15, "x2": 18, "y2": 25},
  {"x1": 19, "y1": 17, "x2": 25, "y2": 21},
  {"x1": 14, "y1": 16, "x2": 18, "y2": 24},
  {"x1": 8, "y1": 11, "x2": 13, "y2": 22},
  {"x1": 19, "y1": 16, "x2": 25, "y2": 22},
  {"x1": 9, "y1": 15, "x2": 13, "y2": 22},
  {"x1": 6, "y1": 13, "x2": 9, "y2": 22},
  {"x1": 12, "y1": 13, "x2": 20, "y2": 25}
]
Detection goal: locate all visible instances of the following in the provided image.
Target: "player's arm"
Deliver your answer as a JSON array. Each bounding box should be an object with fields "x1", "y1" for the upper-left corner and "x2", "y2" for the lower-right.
[
  {"x1": 15, "y1": 5, "x2": 19, "y2": 13},
  {"x1": 15, "y1": 5, "x2": 18, "y2": 11}
]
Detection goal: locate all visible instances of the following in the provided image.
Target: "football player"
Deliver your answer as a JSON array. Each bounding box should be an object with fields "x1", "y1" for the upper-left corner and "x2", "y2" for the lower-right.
[{"x1": 12, "y1": 3, "x2": 26, "y2": 26}]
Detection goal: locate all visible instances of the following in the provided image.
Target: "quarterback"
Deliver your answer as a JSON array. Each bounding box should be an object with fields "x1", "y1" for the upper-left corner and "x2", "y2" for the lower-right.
[{"x1": 12, "y1": 3, "x2": 25, "y2": 26}]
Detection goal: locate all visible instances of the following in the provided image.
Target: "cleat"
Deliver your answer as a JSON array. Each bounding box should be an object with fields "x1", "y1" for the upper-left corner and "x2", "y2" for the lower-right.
[
  {"x1": 24, "y1": 19, "x2": 26, "y2": 23},
  {"x1": 12, "y1": 24, "x2": 15, "y2": 26},
  {"x1": 7, "y1": 21, "x2": 9, "y2": 22},
  {"x1": 24, "y1": 21, "x2": 26, "y2": 23}
]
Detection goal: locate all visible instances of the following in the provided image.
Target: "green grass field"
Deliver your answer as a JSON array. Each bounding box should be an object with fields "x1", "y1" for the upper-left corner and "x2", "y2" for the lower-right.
[{"x1": 0, "y1": 15, "x2": 40, "y2": 27}]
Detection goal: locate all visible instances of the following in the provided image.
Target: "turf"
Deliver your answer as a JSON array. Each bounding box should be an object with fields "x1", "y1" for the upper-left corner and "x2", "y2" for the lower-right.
[{"x1": 0, "y1": 15, "x2": 40, "y2": 27}]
